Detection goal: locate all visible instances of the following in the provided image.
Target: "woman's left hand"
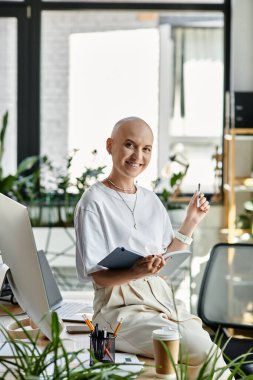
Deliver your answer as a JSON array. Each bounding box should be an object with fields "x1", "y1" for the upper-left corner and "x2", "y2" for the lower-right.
[
  {"x1": 186, "y1": 191, "x2": 210, "y2": 226},
  {"x1": 167, "y1": 191, "x2": 210, "y2": 253}
]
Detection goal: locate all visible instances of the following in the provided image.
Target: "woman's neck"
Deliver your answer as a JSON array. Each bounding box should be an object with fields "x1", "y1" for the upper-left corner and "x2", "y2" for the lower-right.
[{"x1": 103, "y1": 176, "x2": 136, "y2": 193}]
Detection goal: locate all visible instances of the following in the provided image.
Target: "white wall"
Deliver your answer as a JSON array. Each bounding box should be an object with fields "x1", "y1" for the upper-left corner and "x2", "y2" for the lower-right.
[{"x1": 231, "y1": 0, "x2": 253, "y2": 90}]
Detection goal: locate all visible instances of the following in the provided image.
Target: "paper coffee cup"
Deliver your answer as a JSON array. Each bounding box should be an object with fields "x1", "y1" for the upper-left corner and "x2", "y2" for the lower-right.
[{"x1": 152, "y1": 327, "x2": 181, "y2": 379}]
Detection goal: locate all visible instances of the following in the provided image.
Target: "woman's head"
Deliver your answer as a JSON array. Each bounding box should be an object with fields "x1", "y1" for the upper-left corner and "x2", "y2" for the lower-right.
[{"x1": 106, "y1": 117, "x2": 153, "y2": 181}]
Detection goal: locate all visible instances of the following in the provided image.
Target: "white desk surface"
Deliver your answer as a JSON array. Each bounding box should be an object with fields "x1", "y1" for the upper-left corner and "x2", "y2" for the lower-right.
[{"x1": 0, "y1": 294, "x2": 155, "y2": 379}]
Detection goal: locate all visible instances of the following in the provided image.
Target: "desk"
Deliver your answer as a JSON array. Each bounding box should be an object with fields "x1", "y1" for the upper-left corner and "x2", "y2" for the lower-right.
[{"x1": 0, "y1": 301, "x2": 156, "y2": 379}]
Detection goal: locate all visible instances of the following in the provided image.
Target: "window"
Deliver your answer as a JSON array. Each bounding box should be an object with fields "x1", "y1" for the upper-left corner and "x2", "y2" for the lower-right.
[
  {"x1": 41, "y1": 11, "x2": 161, "y2": 189},
  {"x1": 159, "y1": 14, "x2": 224, "y2": 194},
  {"x1": 41, "y1": 10, "x2": 224, "y2": 193},
  {"x1": 41, "y1": 7, "x2": 224, "y2": 193},
  {"x1": 69, "y1": 28, "x2": 159, "y2": 188},
  {"x1": 0, "y1": 17, "x2": 17, "y2": 176}
]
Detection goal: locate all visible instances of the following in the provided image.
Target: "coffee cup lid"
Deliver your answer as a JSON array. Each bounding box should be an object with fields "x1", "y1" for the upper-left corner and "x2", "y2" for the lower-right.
[{"x1": 152, "y1": 327, "x2": 181, "y2": 341}]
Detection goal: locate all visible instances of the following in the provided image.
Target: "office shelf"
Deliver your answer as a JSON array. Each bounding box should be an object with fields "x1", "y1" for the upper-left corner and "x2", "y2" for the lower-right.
[
  {"x1": 223, "y1": 126, "x2": 253, "y2": 243},
  {"x1": 229, "y1": 128, "x2": 253, "y2": 135},
  {"x1": 220, "y1": 228, "x2": 251, "y2": 238}
]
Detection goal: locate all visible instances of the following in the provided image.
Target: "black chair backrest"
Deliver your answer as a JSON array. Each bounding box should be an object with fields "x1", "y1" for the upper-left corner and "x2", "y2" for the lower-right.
[{"x1": 198, "y1": 243, "x2": 253, "y2": 331}]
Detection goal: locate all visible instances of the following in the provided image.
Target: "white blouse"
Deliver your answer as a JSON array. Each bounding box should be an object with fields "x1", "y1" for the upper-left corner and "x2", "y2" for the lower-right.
[{"x1": 74, "y1": 182, "x2": 174, "y2": 282}]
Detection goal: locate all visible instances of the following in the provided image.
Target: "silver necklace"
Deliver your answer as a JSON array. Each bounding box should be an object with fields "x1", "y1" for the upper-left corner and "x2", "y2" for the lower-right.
[
  {"x1": 107, "y1": 178, "x2": 134, "y2": 192},
  {"x1": 113, "y1": 189, "x2": 138, "y2": 230}
]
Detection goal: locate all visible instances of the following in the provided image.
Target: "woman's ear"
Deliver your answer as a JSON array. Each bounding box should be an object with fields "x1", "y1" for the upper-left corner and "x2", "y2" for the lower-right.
[{"x1": 106, "y1": 138, "x2": 113, "y2": 155}]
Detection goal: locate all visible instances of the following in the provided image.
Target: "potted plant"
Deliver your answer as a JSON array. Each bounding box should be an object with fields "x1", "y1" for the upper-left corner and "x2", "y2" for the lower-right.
[
  {"x1": 0, "y1": 111, "x2": 40, "y2": 200},
  {"x1": 0, "y1": 306, "x2": 252, "y2": 379},
  {"x1": 0, "y1": 111, "x2": 105, "y2": 228},
  {"x1": 47, "y1": 149, "x2": 105, "y2": 227},
  {"x1": 0, "y1": 307, "x2": 142, "y2": 379}
]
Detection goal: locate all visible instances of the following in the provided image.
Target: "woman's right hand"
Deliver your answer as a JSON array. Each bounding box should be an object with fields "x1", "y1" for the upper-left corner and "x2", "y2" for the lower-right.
[
  {"x1": 92, "y1": 254, "x2": 166, "y2": 287},
  {"x1": 131, "y1": 254, "x2": 166, "y2": 279}
]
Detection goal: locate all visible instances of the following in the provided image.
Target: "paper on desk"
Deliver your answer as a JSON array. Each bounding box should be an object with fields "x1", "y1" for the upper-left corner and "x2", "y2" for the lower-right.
[
  {"x1": 45, "y1": 351, "x2": 143, "y2": 377},
  {"x1": 115, "y1": 353, "x2": 144, "y2": 377},
  {"x1": 0, "y1": 341, "x2": 42, "y2": 357},
  {"x1": 0, "y1": 344, "x2": 144, "y2": 378},
  {"x1": 67, "y1": 351, "x2": 143, "y2": 373}
]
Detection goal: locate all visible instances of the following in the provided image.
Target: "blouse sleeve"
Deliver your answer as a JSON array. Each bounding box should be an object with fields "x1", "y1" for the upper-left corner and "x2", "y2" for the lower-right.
[{"x1": 75, "y1": 205, "x2": 109, "y2": 283}]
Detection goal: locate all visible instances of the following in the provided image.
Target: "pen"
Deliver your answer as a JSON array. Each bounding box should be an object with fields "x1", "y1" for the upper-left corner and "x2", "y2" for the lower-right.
[
  {"x1": 82, "y1": 314, "x2": 95, "y2": 332},
  {"x1": 113, "y1": 317, "x2": 123, "y2": 337},
  {"x1": 103, "y1": 318, "x2": 124, "y2": 360},
  {"x1": 103, "y1": 338, "x2": 114, "y2": 362},
  {"x1": 197, "y1": 183, "x2": 201, "y2": 208}
]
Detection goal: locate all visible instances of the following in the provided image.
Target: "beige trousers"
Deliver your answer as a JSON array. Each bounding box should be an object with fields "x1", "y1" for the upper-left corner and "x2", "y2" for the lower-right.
[{"x1": 93, "y1": 276, "x2": 232, "y2": 380}]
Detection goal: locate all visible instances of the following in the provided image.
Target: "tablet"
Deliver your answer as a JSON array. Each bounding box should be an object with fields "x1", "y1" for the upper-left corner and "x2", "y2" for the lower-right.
[
  {"x1": 98, "y1": 247, "x2": 191, "y2": 275},
  {"x1": 97, "y1": 247, "x2": 144, "y2": 270}
]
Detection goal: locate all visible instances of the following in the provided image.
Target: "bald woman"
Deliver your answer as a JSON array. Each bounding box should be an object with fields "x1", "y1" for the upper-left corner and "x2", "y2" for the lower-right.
[{"x1": 75, "y1": 117, "x2": 232, "y2": 379}]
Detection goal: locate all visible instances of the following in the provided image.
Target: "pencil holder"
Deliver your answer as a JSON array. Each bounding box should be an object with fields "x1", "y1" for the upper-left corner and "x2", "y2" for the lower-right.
[{"x1": 89, "y1": 332, "x2": 115, "y2": 366}]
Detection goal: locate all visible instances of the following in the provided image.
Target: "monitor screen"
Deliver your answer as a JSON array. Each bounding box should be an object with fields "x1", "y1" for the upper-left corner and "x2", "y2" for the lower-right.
[
  {"x1": 37, "y1": 250, "x2": 63, "y2": 309},
  {"x1": 0, "y1": 193, "x2": 60, "y2": 340}
]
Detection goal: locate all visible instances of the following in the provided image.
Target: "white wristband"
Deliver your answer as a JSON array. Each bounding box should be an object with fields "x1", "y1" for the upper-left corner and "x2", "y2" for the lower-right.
[{"x1": 175, "y1": 231, "x2": 193, "y2": 245}]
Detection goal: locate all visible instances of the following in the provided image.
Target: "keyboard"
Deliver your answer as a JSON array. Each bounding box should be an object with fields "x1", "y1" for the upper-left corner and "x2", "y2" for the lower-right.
[{"x1": 55, "y1": 301, "x2": 93, "y2": 321}]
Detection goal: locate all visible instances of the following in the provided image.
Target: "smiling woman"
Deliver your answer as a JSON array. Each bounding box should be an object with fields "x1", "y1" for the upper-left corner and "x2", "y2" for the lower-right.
[
  {"x1": 73, "y1": 116, "x2": 233, "y2": 380},
  {"x1": 106, "y1": 117, "x2": 154, "y2": 185},
  {"x1": 102, "y1": 117, "x2": 154, "y2": 230}
]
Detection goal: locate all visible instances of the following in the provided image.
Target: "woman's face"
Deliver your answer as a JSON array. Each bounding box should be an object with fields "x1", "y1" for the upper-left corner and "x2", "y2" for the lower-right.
[{"x1": 107, "y1": 119, "x2": 153, "y2": 180}]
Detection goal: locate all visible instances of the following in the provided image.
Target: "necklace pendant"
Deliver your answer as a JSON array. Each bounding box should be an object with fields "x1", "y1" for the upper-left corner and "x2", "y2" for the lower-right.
[{"x1": 134, "y1": 224, "x2": 137, "y2": 229}]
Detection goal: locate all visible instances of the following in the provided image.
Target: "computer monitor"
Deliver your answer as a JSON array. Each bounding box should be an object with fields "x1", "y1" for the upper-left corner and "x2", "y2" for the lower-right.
[{"x1": 0, "y1": 193, "x2": 60, "y2": 340}]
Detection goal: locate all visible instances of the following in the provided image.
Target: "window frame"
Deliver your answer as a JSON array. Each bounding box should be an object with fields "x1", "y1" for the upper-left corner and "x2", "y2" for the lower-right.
[{"x1": 0, "y1": 0, "x2": 231, "y2": 196}]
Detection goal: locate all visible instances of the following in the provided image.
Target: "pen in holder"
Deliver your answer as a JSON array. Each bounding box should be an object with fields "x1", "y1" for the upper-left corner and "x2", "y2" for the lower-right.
[{"x1": 89, "y1": 331, "x2": 115, "y2": 366}]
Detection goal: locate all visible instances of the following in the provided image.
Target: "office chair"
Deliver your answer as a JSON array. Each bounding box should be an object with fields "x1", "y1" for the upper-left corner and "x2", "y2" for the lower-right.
[{"x1": 198, "y1": 243, "x2": 253, "y2": 376}]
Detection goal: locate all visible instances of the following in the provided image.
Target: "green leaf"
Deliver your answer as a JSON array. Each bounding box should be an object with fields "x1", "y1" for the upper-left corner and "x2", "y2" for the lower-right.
[
  {"x1": 0, "y1": 111, "x2": 8, "y2": 164},
  {"x1": 170, "y1": 172, "x2": 184, "y2": 188},
  {"x1": 0, "y1": 111, "x2": 8, "y2": 146},
  {"x1": 0, "y1": 175, "x2": 16, "y2": 193},
  {"x1": 161, "y1": 189, "x2": 170, "y2": 201},
  {"x1": 17, "y1": 156, "x2": 39, "y2": 175},
  {"x1": 235, "y1": 214, "x2": 251, "y2": 229}
]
